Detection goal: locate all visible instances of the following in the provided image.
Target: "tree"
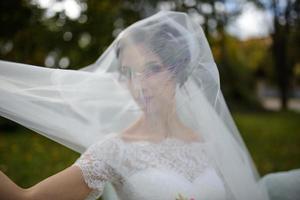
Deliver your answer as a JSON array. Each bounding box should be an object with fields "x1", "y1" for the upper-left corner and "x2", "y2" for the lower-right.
[{"x1": 254, "y1": 0, "x2": 300, "y2": 110}]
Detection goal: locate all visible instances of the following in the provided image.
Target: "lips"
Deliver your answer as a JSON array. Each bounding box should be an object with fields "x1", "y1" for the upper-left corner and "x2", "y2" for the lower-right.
[
  {"x1": 144, "y1": 96, "x2": 153, "y2": 99},
  {"x1": 143, "y1": 96, "x2": 153, "y2": 101},
  {"x1": 138, "y1": 95, "x2": 153, "y2": 102}
]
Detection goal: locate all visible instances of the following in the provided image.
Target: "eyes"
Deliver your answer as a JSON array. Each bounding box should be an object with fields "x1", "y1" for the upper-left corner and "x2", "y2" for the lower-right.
[{"x1": 119, "y1": 63, "x2": 165, "y2": 80}]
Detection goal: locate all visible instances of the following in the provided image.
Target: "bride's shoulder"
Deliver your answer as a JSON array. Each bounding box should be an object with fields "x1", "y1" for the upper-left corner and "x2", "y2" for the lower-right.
[
  {"x1": 85, "y1": 133, "x2": 122, "y2": 155},
  {"x1": 89, "y1": 132, "x2": 142, "y2": 151}
]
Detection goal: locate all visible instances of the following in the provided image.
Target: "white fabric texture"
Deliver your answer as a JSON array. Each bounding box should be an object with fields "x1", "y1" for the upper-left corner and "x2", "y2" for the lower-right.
[
  {"x1": 73, "y1": 133, "x2": 228, "y2": 200},
  {"x1": 260, "y1": 169, "x2": 300, "y2": 200},
  {"x1": 0, "y1": 10, "x2": 271, "y2": 199}
]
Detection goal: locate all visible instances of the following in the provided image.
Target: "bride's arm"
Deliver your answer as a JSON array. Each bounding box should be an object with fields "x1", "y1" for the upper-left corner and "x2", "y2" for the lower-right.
[
  {"x1": 0, "y1": 165, "x2": 92, "y2": 200},
  {"x1": 0, "y1": 170, "x2": 25, "y2": 200}
]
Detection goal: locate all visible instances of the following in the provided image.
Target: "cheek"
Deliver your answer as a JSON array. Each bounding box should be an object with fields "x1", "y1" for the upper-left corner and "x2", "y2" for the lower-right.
[
  {"x1": 127, "y1": 81, "x2": 147, "y2": 104},
  {"x1": 150, "y1": 74, "x2": 175, "y2": 93},
  {"x1": 127, "y1": 82, "x2": 139, "y2": 98}
]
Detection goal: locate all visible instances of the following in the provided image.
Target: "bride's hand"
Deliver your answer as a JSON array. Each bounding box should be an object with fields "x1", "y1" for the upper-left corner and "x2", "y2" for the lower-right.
[{"x1": 0, "y1": 166, "x2": 92, "y2": 200}]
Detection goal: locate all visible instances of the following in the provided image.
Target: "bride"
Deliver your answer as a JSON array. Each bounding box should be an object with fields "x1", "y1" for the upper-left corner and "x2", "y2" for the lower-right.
[{"x1": 0, "y1": 11, "x2": 272, "y2": 200}]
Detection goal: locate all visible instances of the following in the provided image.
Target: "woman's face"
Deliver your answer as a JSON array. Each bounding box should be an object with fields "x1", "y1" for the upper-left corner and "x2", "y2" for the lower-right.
[{"x1": 119, "y1": 43, "x2": 176, "y2": 113}]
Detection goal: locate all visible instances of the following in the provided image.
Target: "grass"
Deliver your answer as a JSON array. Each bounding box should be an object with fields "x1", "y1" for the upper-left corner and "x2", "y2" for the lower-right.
[
  {"x1": 0, "y1": 110, "x2": 299, "y2": 194},
  {"x1": 0, "y1": 130, "x2": 79, "y2": 188},
  {"x1": 233, "y1": 110, "x2": 300, "y2": 176}
]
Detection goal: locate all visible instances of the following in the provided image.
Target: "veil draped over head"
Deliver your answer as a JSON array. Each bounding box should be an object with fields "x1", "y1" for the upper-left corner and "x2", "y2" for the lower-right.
[{"x1": 0, "y1": 11, "x2": 269, "y2": 199}]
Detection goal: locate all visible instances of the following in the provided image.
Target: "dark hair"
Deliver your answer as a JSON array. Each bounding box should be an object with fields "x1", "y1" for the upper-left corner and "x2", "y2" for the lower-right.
[{"x1": 115, "y1": 23, "x2": 191, "y2": 88}]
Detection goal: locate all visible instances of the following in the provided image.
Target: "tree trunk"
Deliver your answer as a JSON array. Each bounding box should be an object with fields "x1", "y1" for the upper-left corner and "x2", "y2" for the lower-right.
[{"x1": 271, "y1": 0, "x2": 292, "y2": 110}]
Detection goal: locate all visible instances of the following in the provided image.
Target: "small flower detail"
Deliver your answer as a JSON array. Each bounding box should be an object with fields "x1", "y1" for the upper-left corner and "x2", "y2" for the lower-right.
[{"x1": 175, "y1": 193, "x2": 195, "y2": 200}]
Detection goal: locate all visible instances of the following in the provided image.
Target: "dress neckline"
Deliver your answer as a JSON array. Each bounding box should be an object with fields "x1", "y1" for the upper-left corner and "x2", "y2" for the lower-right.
[{"x1": 110, "y1": 133, "x2": 207, "y2": 147}]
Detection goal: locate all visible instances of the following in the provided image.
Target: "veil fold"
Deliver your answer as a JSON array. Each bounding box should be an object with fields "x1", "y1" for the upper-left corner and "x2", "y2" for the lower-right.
[{"x1": 0, "y1": 11, "x2": 269, "y2": 200}]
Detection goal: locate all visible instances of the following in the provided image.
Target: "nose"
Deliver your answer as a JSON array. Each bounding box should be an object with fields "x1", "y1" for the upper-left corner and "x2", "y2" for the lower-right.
[
  {"x1": 131, "y1": 76, "x2": 154, "y2": 94},
  {"x1": 139, "y1": 87, "x2": 150, "y2": 96}
]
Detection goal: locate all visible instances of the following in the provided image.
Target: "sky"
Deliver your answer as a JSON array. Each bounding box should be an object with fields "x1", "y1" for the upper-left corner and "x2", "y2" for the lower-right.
[
  {"x1": 32, "y1": 0, "x2": 273, "y2": 41},
  {"x1": 227, "y1": 2, "x2": 273, "y2": 40}
]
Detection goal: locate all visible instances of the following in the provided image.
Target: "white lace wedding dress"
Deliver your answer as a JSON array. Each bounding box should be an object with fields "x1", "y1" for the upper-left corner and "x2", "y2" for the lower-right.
[{"x1": 72, "y1": 133, "x2": 228, "y2": 200}]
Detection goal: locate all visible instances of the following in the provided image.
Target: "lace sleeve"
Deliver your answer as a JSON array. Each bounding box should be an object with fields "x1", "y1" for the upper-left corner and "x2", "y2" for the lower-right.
[{"x1": 72, "y1": 135, "x2": 121, "y2": 200}]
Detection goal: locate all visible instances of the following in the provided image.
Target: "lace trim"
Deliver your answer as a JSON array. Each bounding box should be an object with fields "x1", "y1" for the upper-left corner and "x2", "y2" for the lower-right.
[
  {"x1": 113, "y1": 135, "x2": 211, "y2": 182},
  {"x1": 74, "y1": 133, "x2": 212, "y2": 199},
  {"x1": 115, "y1": 135, "x2": 206, "y2": 146},
  {"x1": 73, "y1": 163, "x2": 102, "y2": 200},
  {"x1": 73, "y1": 135, "x2": 122, "y2": 199}
]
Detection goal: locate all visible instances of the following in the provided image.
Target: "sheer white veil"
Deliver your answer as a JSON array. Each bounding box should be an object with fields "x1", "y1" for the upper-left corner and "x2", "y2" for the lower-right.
[{"x1": 0, "y1": 11, "x2": 269, "y2": 200}]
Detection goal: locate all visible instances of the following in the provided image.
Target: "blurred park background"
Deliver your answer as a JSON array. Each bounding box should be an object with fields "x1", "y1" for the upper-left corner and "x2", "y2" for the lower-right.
[{"x1": 0, "y1": 0, "x2": 299, "y2": 195}]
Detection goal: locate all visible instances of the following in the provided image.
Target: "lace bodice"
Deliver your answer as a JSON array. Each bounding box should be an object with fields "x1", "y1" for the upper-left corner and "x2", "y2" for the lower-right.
[{"x1": 73, "y1": 133, "x2": 227, "y2": 200}]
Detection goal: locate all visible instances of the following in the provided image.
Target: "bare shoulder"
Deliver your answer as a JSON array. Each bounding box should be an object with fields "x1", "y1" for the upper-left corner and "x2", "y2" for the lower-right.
[
  {"x1": 118, "y1": 131, "x2": 144, "y2": 142},
  {"x1": 182, "y1": 128, "x2": 204, "y2": 142}
]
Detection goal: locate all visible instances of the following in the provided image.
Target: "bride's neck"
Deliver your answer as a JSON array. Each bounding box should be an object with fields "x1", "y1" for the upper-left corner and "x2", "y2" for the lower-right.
[{"x1": 136, "y1": 109, "x2": 186, "y2": 139}]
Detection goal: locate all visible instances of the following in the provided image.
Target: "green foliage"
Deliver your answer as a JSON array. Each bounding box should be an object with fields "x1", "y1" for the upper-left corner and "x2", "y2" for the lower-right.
[
  {"x1": 0, "y1": 129, "x2": 78, "y2": 188},
  {"x1": 0, "y1": 0, "x2": 124, "y2": 68},
  {"x1": 233, "y1": 110, "x2": 300, "y2": 175},
  {"x1": 214, "y1": 35, "x2": 268, "y2": 110}
]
